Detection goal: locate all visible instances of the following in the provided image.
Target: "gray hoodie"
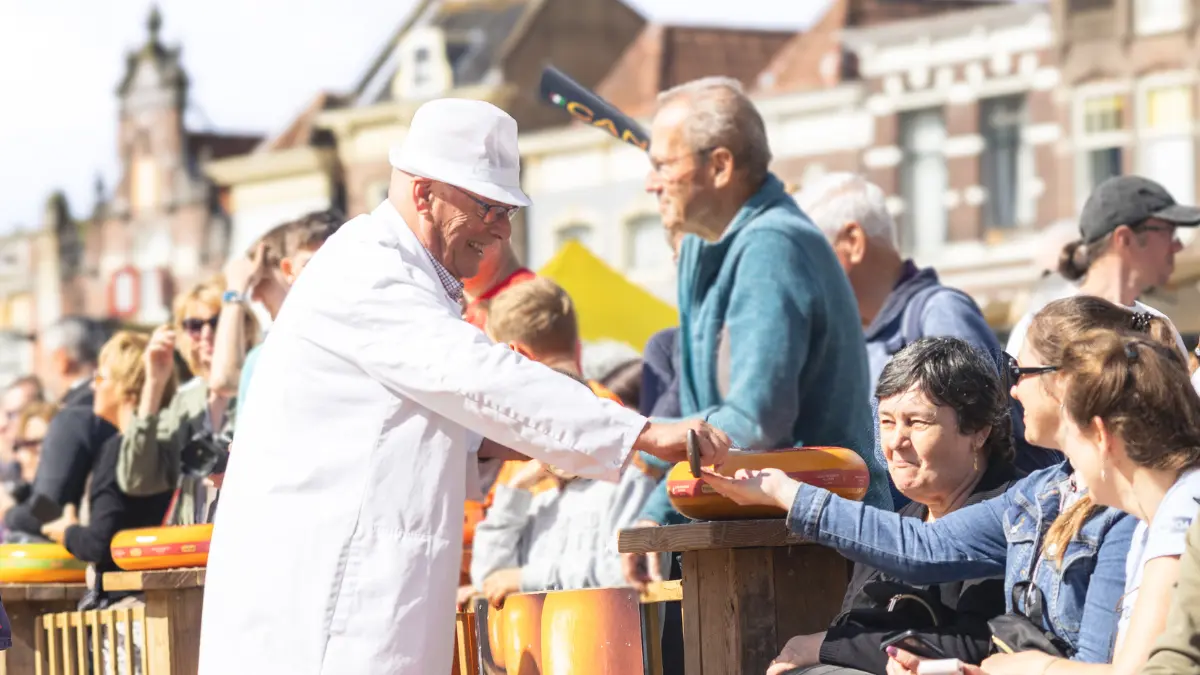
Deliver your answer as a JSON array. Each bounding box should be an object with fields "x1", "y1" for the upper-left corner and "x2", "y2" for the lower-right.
[{"x1": 470, "y1": 464, "x2": 660, "y2": 593}]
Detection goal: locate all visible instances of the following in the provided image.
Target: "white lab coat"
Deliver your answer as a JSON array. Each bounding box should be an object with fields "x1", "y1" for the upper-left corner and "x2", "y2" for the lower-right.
[{"x1": 196, "y1": 201, "x2": 647, "y2": 674}]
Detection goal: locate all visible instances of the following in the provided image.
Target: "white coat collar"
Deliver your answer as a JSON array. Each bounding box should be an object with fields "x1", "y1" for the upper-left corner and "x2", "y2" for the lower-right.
[{"x1": 371, "y1": 199, "x2": 464, "y2": 310}]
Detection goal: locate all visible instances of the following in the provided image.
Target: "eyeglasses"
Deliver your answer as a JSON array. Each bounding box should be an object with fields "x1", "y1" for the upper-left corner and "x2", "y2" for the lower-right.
[
  {"x1": 180, "y1": 316, "x2": 219, "y2": 335},
  {"x1": 449, "y1": 185, "x2": 519, "y2": 224},
  {"x1": 648, "y1": 147, "x2": 716, "y2": 176},
  {"x1": 1002, "y1": 352, "x2": 1059, "y2": 389}
]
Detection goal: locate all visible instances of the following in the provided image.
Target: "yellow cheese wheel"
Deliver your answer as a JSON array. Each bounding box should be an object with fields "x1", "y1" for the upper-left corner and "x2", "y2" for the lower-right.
[
  {"x1": 0, "y1": 543, "x2": 87, "y2": 583},
  {"x1": 666, "y1": 447, "x2": 869, "y2": 521},
  {"x1": 110, "y1": 524, "x2": 212, "y2": 571},
  {"x1": 541, "y1": 588, "x2": 644, "y2": 675}
]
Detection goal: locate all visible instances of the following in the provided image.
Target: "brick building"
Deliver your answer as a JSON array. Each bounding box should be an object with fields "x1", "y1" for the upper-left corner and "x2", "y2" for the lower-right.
[{"x1": 64, "y1": 9, "x2": 260, "y2": 328}]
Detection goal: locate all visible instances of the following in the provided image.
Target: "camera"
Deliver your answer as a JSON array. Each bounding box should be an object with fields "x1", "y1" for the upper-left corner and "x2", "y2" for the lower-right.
[{"x1": 180, "y1": 428, "x2": 232, "y2": 478}]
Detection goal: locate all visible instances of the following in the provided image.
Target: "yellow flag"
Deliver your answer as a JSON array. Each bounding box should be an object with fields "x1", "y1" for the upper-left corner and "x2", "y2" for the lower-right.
[{"x1": 537, "y1": 241, "x2": 679, "y2": 352}]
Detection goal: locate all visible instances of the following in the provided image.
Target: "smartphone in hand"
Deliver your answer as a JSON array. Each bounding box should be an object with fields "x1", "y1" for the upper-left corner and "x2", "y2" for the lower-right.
[{"x1": 880, "y1": 629, "x2": 948, "y2": 660}]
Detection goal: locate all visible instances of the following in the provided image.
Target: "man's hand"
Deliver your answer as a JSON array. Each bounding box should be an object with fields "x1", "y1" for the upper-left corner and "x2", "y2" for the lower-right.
[
  {"x1": 482, "y1": 568, "x2": 523, "y2": 608},
  {"x1": 635, "y1": 419, "x2": 730, "y2": 468},
  {"x1": 621, "y1": 519, "x2": 663, "y2": 593}
]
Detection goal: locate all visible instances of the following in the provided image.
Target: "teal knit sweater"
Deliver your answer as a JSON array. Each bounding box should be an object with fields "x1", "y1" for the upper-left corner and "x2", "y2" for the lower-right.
[{"x1": 639, "y1": 174, "x2": 892, "y2": 523}]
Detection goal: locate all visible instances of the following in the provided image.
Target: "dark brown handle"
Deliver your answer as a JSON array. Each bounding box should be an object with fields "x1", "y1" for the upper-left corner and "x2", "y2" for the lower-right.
[{"x1": 687, "y1": 428, "x2": 701, "y2": 478}]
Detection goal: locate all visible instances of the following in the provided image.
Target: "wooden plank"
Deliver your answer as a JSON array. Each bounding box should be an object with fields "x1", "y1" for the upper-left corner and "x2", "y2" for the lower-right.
[
  {"x1": 145, "y1": 587, "x2": 204, "y2": 675},
  {"x1": 729, "y1": 548, "x2": 778, "y2": 674},
  {"x1": 0, "y1": 584, "x2": 87, "y2": 603},
  {"x1": 4, "y1": 596, "x2": 83, "y2": 675},
  {"x1": 695, "y1": 549, "x2": 733, "y2": 675},
  {"x1": 102, "y1": 568, "x2": 206, "y2": 593},
  {"x1": 72, "y1": 613, "x2": 85, "y2": 675},
  {"x1": 638, "y1": 580, "x2": 682, "y2": 605},
  {"x1": 134, "y1": 606, "x2": 149, "y2": 675},
  {"x1": 618, "y1": 520, "x2": 805, "y2": 554},
  {"x1": 680, "y1": 553, "x2": 701, "y2": 675},
  {"x1": 772, "y1": 545, "x2": 849, "y2": 648}
]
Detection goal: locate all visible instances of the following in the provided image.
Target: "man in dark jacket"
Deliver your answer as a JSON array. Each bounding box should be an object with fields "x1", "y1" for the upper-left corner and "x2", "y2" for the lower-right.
[
  {"x1": 794, "y1": 174, "x2": 1060, "y2": 488},
  {"x1": 5, "y1": 317, "x2": 115, "y2": 539}
]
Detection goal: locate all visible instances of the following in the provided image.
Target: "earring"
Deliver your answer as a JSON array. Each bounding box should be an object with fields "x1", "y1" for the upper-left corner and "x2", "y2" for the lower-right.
[
  {"x1": 973, "y1": 451, "x2": 979, "y2": 472},
  {"x1": 1100, "y1": 464, "x2": 1107, "y2": 482}
]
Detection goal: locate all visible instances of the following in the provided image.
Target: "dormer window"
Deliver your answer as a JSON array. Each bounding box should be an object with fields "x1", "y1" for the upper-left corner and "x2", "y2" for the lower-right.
[{"x1": 413, "y1": 47, "x2": 432, "y2": 89}]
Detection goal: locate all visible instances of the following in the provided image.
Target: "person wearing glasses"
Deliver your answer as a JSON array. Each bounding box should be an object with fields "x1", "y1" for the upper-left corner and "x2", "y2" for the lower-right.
[
  {"x1": 705, "y1": 296, "x2": 1147, "y2": 672},
  {"x1": 1005, "y1": 176, "x2": 1200, "y2": 366},
  {"x1": 193, "y1": 98, "x2": 732, "y2": 675},
  {"x1": 114, "y1": 277, "x2": 259, "y2": 526}
]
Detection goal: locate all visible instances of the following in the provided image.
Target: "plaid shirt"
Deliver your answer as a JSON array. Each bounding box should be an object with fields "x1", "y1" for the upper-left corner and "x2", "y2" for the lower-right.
[{"x1": 424, "y1": 250, "x2": 464, "y2": 304}]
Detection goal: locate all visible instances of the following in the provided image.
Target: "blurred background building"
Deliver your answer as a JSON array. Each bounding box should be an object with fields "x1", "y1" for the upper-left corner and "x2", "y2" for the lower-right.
[{"x1": 4, "y1": 0, "x2": 1200, "y2": 384}]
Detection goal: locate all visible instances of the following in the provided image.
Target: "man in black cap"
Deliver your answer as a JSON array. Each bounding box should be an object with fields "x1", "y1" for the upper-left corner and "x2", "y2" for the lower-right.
[{"x1": 1006, "y1": 175, "x2": 1200, "y2": 362}]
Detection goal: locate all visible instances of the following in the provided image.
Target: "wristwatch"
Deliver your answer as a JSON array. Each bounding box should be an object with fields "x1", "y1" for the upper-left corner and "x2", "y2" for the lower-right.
[{"x1": 222, "y1": 290, "x2": 248, "y2": 306}]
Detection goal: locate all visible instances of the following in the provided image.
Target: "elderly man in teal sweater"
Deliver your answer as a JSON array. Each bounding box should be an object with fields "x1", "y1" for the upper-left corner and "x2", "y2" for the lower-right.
[{"x1": 625, "y1": 77, "x2": 890, "y2": 587}]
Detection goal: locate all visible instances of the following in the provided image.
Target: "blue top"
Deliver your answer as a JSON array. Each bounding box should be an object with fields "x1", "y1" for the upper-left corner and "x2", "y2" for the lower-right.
[
  {"x1": 236, "y1": 343, "x2": 264, "y2": 424},
  {"x1": 638, "y1": 174, "x2": 891, "y2": 525},
  {"x1": 788, "y1": 462, "x2": 1136, "y2": 663}
]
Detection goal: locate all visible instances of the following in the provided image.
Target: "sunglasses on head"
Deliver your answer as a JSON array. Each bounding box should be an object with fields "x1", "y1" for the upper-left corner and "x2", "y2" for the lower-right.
[
  {"x1": 1002, "y1": 352, "x2": 1059, "y2": 388},
  {"x1": 180, "y1": 316, "x2": 219, "y2": 334}
]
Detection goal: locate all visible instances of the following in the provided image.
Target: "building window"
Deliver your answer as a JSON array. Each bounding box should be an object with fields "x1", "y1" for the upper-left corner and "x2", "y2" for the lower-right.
[
  {"x1": 1135, "y1": 0, "x2": 1187, "y2": 35},
  {"x1": 130, "y1": 156, "x2": 159, "y2": 217},
  {"x1": 413, "y1": 47, "x2": 431, "y2": 89},
  {"x1": 556, "y1": 223, "x2": 594, "y2": 252},
  {"x1": 898, "y1": 108, "x2": 947, "y2": 254},
  {"x1": 980, "y1": 95, "x2": 1032, "y2": 230},
  {"x1": 1140, "y1": 84, "x2": 1195, "y2": 204},
  {"x1": 1079, "y1": 95, "x2": 1125, "y2": 198},
  {"x1": 624, "y1": 214, "x2": 672, "y2": 273},
  {"x1": 1070, "y1": 0, "x2": 1113, "y2": 9}
]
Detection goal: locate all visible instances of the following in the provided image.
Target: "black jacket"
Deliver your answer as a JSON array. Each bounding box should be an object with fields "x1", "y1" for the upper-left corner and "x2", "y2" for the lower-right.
[
  {"x1": 63, "y1": 434, "x2": 173, "y2": 576},
  {"x1": 818, "y1": 461, "x2": 1020, "y2": 673},
  {"x1": 4, "y1": 382, "x2": 117, "y2": 537}
]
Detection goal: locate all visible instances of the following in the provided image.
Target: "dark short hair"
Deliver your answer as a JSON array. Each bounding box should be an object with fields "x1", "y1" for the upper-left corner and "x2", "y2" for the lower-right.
[{"x1": 875, "y1": 336, "x2": 1014, "y2": 466}]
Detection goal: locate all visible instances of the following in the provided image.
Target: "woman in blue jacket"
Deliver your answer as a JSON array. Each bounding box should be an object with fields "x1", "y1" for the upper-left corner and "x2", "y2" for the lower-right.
[{"x1": 708, "y1": 296, "x2": 1152, "y2": 665}]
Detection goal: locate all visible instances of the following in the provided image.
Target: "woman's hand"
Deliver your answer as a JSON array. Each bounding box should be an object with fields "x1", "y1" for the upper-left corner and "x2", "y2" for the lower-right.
[
  {"x1": 980, "y1": 651, "x2": 1056, "y2": 675},
  {"x1": 701, "y1": 468, "x2": 800, "y2": 511},
  {"x1": 41, "y1": 504, "x2": 78, "y2": 545},
  {"x1": 887, "y1": 647, "x2": 988, "y2": 675},
  {"x1": 144, "y1": 325, "x2": 176, "y2": 387},
  {"x1": 766, "y1": 632, "x2": 826, "y2": 674}
]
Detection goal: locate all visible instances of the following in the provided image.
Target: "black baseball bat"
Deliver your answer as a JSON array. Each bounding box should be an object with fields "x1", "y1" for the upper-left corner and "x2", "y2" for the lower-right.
[{"x1": 537, "y1": 65, "x2": 649, "y2": 152}]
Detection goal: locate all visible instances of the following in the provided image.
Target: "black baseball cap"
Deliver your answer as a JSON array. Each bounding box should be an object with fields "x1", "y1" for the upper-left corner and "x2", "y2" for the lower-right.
[{"x1": 1079, "y1": 175, "x2": 1200, "y2": 244}]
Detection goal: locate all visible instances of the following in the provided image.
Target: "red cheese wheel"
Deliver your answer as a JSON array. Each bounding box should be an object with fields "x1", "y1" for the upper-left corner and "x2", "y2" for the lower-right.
[
  {"x1": 666, "y1": 447, "x2": 869, "y2": 520},
  {"x1": 0, "y1": 543, "x2": 87, "y2": 583},
  {"x1": 110, "y1": 524, "x2": 212, "y2": 571}
]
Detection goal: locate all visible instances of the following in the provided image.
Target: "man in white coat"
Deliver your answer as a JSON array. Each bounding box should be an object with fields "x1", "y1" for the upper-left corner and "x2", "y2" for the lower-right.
[{"x1": 196, "y1": 98, "x2": 731, "y2": 674}]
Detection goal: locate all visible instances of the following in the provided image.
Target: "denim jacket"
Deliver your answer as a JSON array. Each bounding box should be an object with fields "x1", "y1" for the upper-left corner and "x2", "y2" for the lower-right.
[{"x1": 787, "y1": 463, "x2": 1136, "y2": 663}]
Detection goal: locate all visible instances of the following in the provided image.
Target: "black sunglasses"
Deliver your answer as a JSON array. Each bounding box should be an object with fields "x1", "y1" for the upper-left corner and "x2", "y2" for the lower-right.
[
  {"x1": 1002, "y1": 352, "x2": 1059, "y2": 388},
  {"x1": 12, "y1": 438, "x2": 40, "y2": 452},
  {"x1": 180, "y1": 316, "x2": 219, "y2": 335}
]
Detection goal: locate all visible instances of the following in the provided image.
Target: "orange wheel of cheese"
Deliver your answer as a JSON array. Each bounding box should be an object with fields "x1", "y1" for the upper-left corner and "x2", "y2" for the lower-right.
[
  {"x1": 0, "y1": 543, "x2": 87, "y2": 583},
  {"x1": 541, "y1": 588, "x2": 644, "y2": 675},
  {"x1": 502, "y1": 594, "x2": 544, "y2": 675},
  {"x1": 110, "y1": 524, "x2": 212, "y2": 571},
  {"x1": 666, "y1": 447, "x2": 869, "y2": 521}
]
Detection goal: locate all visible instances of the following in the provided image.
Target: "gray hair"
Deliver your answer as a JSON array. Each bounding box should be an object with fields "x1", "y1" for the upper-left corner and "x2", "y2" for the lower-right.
[
  {"x1": 794, "y1": 172, "x2": 899, "y2": 251},
  {"x1": 41, "y1": 316, "x2": 104, "y2": 367},
  {"x1": 655, "y1": 77, "x2": 772, "y2": 187}
]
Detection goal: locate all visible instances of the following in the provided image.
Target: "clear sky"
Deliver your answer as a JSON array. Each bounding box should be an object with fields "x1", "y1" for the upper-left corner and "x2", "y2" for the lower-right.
[{"x1": 0, "y1": 0, "x2": 832, "y2": 235}]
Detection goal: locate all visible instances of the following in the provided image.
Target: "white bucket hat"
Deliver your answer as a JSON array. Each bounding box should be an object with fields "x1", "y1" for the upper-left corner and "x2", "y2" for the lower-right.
[{"x1": 389, "y1": 98, "x2": 532, "y2": 207}]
